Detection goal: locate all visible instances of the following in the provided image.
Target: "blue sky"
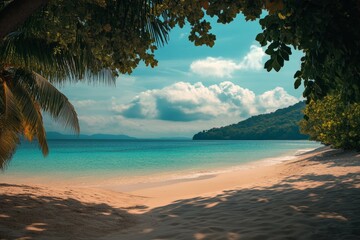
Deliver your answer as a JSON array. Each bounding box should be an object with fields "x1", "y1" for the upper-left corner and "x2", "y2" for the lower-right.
[{"x1": 46, "y1": 16, "x2": 305, "y2": 138}]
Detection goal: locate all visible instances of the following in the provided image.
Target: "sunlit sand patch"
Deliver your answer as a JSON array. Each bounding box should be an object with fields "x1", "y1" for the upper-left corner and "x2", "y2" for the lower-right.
[
  {"x1": 194, "y1": 232, "x2": 207, "y2": 240},
  {"x1": 100, "y1": 211, "x2": 112, "y2": 216},
  {"x1": 316, "y1": 212, "x2": 348, "y2": 221},
  {"x1": 25, "y1": 223, "x2": 47, "y2": 232},
  {"x1": 142, "y1": 228, "x2": 154, "y2": 233},
  {"x1": 227, "y1": 232, "x2": 241, "y2": 240},
  {"x1": 289, "y1": 205, "x2": 309, "y2": 212},
  {"x1": 219, "y1": 197, "x2": 228, "y2": 202},
  {"x1": 290, "y1": 181, "x2": 325, "y2": 190},
  {"x1": 308, "y1": 193, "x2": 317, "y2": 197},
  {"x1": 257, "y1": 197, "x2": 270, "y2": 203},
  {"x1": 204, "y1": 202, "x2": 219, "y2": 208}
]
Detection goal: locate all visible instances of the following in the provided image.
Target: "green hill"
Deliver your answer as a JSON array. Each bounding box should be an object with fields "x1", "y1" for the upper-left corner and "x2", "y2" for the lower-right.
[
  {"x1": 193, "y1": 101, "x2": 308, "y2": 140},
  {"x1": 46, "y1": 132, "x2": 136, "y2": 140}
]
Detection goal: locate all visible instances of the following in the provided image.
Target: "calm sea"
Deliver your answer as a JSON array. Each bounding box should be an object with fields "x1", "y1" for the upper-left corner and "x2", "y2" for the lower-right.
[{"x1": 1, "y1": 140, "x2": 321, "y2": 185}]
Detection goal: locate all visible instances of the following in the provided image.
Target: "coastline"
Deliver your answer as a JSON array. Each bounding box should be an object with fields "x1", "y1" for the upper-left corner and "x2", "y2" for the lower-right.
[
  {"x1": 1, "y1": 140, "x2": 320, "y2": 187},
  {"x1": 0, "y1": 144, "x2": 318, "y2": 190},
  {"x1": 1, "y1": 146, "x2": 359, "y2": 239}
]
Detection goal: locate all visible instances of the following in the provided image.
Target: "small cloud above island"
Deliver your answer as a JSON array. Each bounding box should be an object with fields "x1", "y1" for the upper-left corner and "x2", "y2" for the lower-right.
[
  {"x1": 190, "y1": 45, "x2": 265, "y2": 78},
  {"x1": 112, "y1": 81, "x2": 299, "y2": 122}
]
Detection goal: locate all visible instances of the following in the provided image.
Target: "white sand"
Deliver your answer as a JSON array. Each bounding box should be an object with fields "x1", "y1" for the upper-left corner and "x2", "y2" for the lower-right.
[{"x1": 1, "y1": 146, "x2": 359, "y2": 239}]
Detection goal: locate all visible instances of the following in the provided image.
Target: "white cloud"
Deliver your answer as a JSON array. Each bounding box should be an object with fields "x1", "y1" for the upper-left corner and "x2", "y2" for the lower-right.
[
  {"x1": 69, "y1": 114, "x2": 223, "y2": 138},
  {"x1": 46, "y1": 83, "x2": 299, "y2": 138},
  {"x1": 113, "y1": 81, "x2": 299, "y2": 122},
  {"x1": 257, "y1": 87, "x2": 299, "y2": 113},
  {"x1": 238, "y1": 45, "x2": 266, "y2": 70},
  {"x1": 190, "y1": 45, "x2": 265, "y2": 78},
  {"x1": 190, "y1": 57, "x2": 240, "y2": 78},
  {"x1": 73, "y1": 100, "x2": 97, "y2": 108}
]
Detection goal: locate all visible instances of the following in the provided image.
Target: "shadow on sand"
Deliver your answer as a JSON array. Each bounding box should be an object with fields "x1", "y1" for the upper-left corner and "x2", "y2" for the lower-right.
[
  {"x1": 118, "y1": 148, "x2": 360, "y2": 240},
  {"x1": 1, "y1": 148, "x2": 359, "y2": 240},
  {"x1": 120, "y1": 173, "x2": 360, "y2": 240},
  {"x1": 0, "y1": 183, "x2": 136, "y2": 240}
]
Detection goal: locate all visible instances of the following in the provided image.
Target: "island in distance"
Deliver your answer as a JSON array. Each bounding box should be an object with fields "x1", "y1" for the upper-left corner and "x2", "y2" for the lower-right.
[
  {"x1": 193, "y1": 101, "x2": 308, "y2": 140},
  {"x1": 45, "y1": 132, "x2": 191, "y2": 140},
  {"x1": 46, "y1": 132, "x2": 136, "y2": 140}
]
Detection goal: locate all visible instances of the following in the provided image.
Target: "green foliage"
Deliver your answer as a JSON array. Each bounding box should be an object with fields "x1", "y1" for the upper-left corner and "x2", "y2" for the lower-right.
[
  {"x1": 0, "y1": 66, "x2": 79, "y2": 169},
  {"x1": 163, "y1": 0, "x2": 360, "y2": 103},
  {"x1": 300, "y1": 95, "x2": 360, "y2": 150},
  {"x1": 0, "y1": 0, "x2": 170, "y2": 168},
  {"x1": 259, "y1": 0, "x2": 360, "y2": 103},
  {"x1": 193, "y1": 101, "x2": 308, "y2": 140},
  {"x1": 1, "y1": 0, "x2": 359, "y2": 162},
  {"x1": 0, "y1": 0, "x2": 170, "y2": 83}
]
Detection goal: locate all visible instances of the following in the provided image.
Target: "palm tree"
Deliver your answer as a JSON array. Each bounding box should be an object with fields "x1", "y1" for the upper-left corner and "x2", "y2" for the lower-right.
[
  {"x1": 0, "y1": 0, "x2": 170, "y2": 169},
  {"x1": 0, "y1": 66, "x2": 79, "y2": 169}
]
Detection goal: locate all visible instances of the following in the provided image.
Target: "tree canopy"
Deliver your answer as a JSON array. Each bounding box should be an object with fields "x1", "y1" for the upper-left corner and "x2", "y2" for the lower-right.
[
  {"x1": 161, "y1": 0, "x2": 360, "y2": 102},
  {"x1": 0, "y1": 0, "x2": 170, "y2": 83},
  {"x1": 0, "y1": 0, "x2": 171, "y2": 168},
  {"x1": 0, "y1": 66, "x2": 79, "y2": 168},
  {"x1": 1, "y1": 0, "x2": 360, "y2": 166},
  {"x1": 1, "y1": 0, "x2": 359, "y2": 100},
  {"x1": 300, "y1": 95, "x2": 360, "y2": 150}
]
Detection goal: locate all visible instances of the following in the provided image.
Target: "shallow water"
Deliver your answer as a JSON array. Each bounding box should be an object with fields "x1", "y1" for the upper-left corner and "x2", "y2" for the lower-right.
[{"x1": 1, "y1": 140, "x2": 321, "y2": 185}]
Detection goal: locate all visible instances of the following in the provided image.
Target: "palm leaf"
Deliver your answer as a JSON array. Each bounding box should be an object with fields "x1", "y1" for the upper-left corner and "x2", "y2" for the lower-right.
[
  {"x1": 0, "y1": 81, "x2": 22, "y2": 169},
  {"x1": 33, "y1": 72, "x2": 80, "y2": 134},
  {"x1": 0, "y1": 32, "x2": 115, "y2": 85},
  {"x1": 0, "y1": 129, "x2": 20, "y2": 169},
  {"x1": 7, "y1": 68, "x2": 79, "y2": 133},
  {"x1": 146, "y1": 16, "x2": 170, "y2": 46},
  {"x1": 6, "y1": 68, "x2": 49, "y2": 155},
  {"x1": 113, "y1": 0, "x2": 169, "y2": 46}
]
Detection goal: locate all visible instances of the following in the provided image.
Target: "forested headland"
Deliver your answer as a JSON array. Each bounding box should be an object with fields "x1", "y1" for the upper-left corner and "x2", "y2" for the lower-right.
[{"x1": 193, "y1": 101, "x2": 307, "y2": 140}]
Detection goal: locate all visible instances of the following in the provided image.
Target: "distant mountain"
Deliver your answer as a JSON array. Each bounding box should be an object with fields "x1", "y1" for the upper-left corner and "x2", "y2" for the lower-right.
[
  {"x1": 46, "y1": 132, "x2": 136, "y2": 140},
  {"x1": 157, "y1": 137, "x2": 192, "y2": 140},
  {"x1": 193, "y1": 101, "x2": 309, "y2": 140}
]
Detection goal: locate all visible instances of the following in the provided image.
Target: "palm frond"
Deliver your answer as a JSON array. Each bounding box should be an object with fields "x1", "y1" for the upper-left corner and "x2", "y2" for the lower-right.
[
  {"x1": 142, "y1": 0, "x2": 170, "y2": 46},
  {"x1": 146, "y1": 16, "x2": 170, "y2": 46},
  {"x1": 6, "y1": 68, "x2": 49, "y2": 155},
  {"x1": 0, "y1": 128, "x2": 20, "y2": 169},
  {"x1": 0, "y1": 81, "x2": 22, "y2": 169},
  {"x1": 32, "y1": 102, "x2": 48, "y2": 156},
  {"x1": 0, "y1": 32, "x2": 115, "y2": 85},
  {"x1": 33, "y1": 72, "x2": 80, "y2": 133},
  {"x1": 111, "y1": 0, "x2": 170, "y2": 46},
  {"x1": 1, "y1": 81, "x2": 22, "y2": 132}
]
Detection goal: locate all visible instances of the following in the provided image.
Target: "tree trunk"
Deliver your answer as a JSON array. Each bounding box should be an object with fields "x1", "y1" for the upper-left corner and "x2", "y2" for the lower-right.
[{"x1": 0, "y1": 0, "x2": 49, "y2": 40}]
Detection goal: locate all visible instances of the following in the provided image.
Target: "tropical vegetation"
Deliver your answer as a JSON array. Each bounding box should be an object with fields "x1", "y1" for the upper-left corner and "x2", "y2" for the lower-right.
[
  {"x1": 0, "y1": 67, "x2": 79, "y2": 168},
  {"x1": 300, "y1": 95, "x2": 360, "y2": 150},
  {"x1": 1, "y1": 0, "x2": 360, "y2": 168},
  {"x1": 193, "y1": 101, "x2": 307, "y2": 140},
  {"x1": 0, "y1": 0, "x2": 170, "y2": 168},
  {"x1": 165, "y1": 0, "x2": 360, "y2": 148},
  {"x1": 162, "y1": 0, "x2": 360, "y2": 103}
]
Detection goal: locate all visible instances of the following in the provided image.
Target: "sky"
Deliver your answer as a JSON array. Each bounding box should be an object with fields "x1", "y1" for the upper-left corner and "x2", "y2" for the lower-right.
[{"x1": 45, "y1": 16, "x2": 305, "y2": 138}]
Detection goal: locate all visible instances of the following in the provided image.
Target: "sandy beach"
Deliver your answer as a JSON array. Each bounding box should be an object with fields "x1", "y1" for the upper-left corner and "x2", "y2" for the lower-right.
[{"x1": 1, "y1": 146, "x2": 359, "y2": 240}]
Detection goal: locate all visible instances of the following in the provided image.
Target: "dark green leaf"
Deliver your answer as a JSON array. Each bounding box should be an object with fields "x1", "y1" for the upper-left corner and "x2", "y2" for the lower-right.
[{"x1": 294, "y1": 78, "x2": 302, "y2": 89}]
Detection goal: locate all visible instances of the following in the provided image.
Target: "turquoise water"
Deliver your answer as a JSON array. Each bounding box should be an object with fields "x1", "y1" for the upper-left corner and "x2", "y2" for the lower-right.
[{"x1": 2, "y1": 140, "x2": 321, "y2": 183}]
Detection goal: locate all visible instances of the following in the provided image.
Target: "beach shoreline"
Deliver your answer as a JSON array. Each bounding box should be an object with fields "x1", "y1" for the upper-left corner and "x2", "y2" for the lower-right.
[
  {"x1": 1, "y1": 140, "x2": 320, "y2": 188},
  {"x1": 1, "y1": 146, "x2": 359, "y2": 239},
  {"x1": 0, "y1": 145, "x2": 318, "y2": 191}
]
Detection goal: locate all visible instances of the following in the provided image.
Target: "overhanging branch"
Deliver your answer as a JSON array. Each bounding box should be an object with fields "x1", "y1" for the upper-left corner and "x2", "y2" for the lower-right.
[{"x1": 0, "y1": 0, "x2": 49, "y2": 40}]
